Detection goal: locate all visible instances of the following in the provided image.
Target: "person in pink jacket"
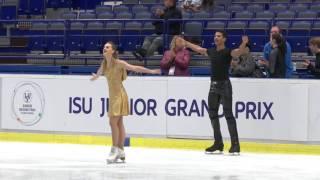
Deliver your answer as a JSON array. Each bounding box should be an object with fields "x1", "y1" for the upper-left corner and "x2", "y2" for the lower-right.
[{"x1": 160, "y1": 36, "x2": 191, "y2": 76}]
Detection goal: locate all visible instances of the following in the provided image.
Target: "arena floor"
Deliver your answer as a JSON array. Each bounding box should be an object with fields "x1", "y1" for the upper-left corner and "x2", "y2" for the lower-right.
[{"x1": 0, "y1": 142, "x2": 319, "y2": 180}]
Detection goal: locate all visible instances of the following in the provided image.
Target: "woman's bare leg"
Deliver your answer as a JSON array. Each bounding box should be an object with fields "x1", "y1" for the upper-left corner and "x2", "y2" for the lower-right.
[
  {"x1": 117, "y1": 116, "x2": 126, "y2": 149},
  {"x1": 109, "y1": 116, "x2": 121, "y2": 147}
]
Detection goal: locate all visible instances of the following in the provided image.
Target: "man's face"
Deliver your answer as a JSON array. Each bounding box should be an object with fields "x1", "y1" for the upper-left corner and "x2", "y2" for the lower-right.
[
  {"x1": 309, "y1": 43, "x2": 318, "y2": 54},
  {"x1": 270, "y1": 27, "x2": 280, "y2": 36},
  {"x1": 214, "y1": 32, "x2": 226, "y2": 46},
  {"x1": 164, "y1": 0, "x2": 173, "y2": 8}
]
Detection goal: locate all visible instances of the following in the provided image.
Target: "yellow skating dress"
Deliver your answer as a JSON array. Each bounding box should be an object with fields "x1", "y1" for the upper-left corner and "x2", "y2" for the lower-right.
[{"x1": 103, "y1": 61, "x2": 129, "y2": 117}]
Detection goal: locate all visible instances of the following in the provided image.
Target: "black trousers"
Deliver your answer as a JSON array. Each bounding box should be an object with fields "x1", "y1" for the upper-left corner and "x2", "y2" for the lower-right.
[{"x1": 208, "y1": 80, "x2": 239, "y2": 145}]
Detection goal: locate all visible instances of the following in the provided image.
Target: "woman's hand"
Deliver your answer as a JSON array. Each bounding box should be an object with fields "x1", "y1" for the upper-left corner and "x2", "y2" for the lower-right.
[
  {"x1": 150, "y1": 69, "x2": 161, "y2": 75},
  {"x1": 90, "y1": 73, "x2": 99, "y2": 81}
]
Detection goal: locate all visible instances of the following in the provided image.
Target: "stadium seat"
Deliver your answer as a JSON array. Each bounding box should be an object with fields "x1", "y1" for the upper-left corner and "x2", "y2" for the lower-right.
[{"x1": 120, "y1": 21, "x2": 142, "y2": 51}]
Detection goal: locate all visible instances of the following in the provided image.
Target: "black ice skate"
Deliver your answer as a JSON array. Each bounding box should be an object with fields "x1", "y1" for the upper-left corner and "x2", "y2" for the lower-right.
[
  {"x1": 229, "y1": 143, "x2": 240, "y2": 156},
  {"x1": 205, "y1": 143, "x2": 224, "y2": 154}
]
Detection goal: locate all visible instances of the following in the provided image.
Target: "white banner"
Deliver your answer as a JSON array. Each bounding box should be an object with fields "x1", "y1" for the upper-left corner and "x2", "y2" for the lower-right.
[
  {"x1": 0, "y1": 76, "x2": 167, "y2": 136},
  {"x1": 308, "y1": 83, "x2": 320, "y2": 141},
  {"x1": 166, "y1": 78, "x2": 309, "y2": 141},
  {"x1": 0, "y1": 75, "x2": 317, "y2": 142}
]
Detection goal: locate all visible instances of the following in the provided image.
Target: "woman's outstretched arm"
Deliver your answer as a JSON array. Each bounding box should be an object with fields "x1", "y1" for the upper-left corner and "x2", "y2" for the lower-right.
[
  {"x1": 117, "y1": 60, "x2": 161, "y2": 74},
  {"x1": 90, "y1": 60, "x2": 104, "y2": 81}
]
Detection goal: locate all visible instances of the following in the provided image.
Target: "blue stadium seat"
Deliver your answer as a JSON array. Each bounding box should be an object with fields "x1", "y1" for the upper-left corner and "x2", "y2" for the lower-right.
[
  {"x1": 113, "y1": 5, "x2": 130, "y2": 14},
  {"x1": 1, "y1": 5, "x2": 17, "y2": 19},
  {"x1": 105, "y1": 21, "x2": 123, "y2": 47},
  {"x1": 276, "y1": 10, "x2": 295, "y2": 20},
  {"x1": 289, "y1": 3, "x2": 309, "y2": 12},
  {"x1": 30, "y1": 0, "x2": 45, "y2": 15},
  {"x1": 228, "y1": 4, "x2": 245, "y2": 13},
  {"x1": 18, "y1": 0, "x2": 30, "y2": 15},
  {"x1": 83, "y1": 21, "x2": 104, "y2": 52},
  {"x1": 95, "y1": 5, "x2": 112, "y2": 14},
  {"x1": 120, "y1": 21, "x2": 142, "y2": 51},
  {"x1": 212, "y1": 11, "x2": 231, "y2": 19},
  {"x1": 311, "y1": 21, "x2": 320, "y2": 36},
  {"x1": 97, "y1": 12, "x2": 114, "y2": 19},
  {"x1": 47, "y1": 22, "x2": 65, "y2": 53},
  {"x1": 247, "y1": 4, "x2": 265, "y2": 13},
  {"x1": 256, "y1": 11, "x2": 275, "y2": 19},
  {"x1": 134, "y1": 12, "x2": 152, "y2": 19},
  {"x1": 184, "y1": 21, "x2": 203, "y2": 45},
  {"x1": 28, "y1": 22, "x2": 48, "y2": 52},
  {"x1": 287, "y1": 21, "x2": 311, "y2": 52},
  {"x1": 234, "y1": 11, "x2": 254, "y2": 19},
  {"x1": 131, "y1": 5, "x2": 149, "y2": 14},
  {"x1": 226, "y1": 21, "x2": 247, "y2": 49},
  {"x1": 115, "y1": 12, "x2": 133, "y2": 19},
  {"x1": 246, "y1": 21, "x2": 269, "y2": 52},
  {"x1": 67, "y1": 22, "x2": 85, "y2": 52}
]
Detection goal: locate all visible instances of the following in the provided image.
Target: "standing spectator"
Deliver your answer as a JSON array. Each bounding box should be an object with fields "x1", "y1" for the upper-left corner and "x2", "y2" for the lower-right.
[
  {"x1": 160, "y1": 36, "x2": 190, "y2": 76},
  {"x1": 260, "y1": 26, "x2": 293, "y2": 78},
  {"x1": 268, "y1": 34, "x2": 287, "y2": 78},
  {"x1": 303, "y1": 37, "x2": 320, "y2": 78},
  {"x1": 133, "y1": 0, "x2": 182, "y2": 60},
  {"x1": 230, "y1": 36, "x2": 257, "y2": 77}
]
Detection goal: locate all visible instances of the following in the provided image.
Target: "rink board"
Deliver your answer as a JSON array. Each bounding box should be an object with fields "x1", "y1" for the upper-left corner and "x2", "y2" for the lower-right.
[{"x1": 0, "y1": 75, "x2": 320, "y2": 142}]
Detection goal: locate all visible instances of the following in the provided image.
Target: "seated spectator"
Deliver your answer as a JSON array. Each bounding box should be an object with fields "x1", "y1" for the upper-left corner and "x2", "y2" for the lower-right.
[
  {"x1": 230, "y1": 36, "x2": 256, "y2": 77},
  {"x1": 267, "y1": 34, "x2": 287, "y2": 78},
  {"x1": 260, "y1": 26, "x2": 293, "y2": 78},
  {"x1": 160, "y1": 36, "x2": 190, "y2": 76},
  {"x1": 231, "y1": 36, "x2": 265, "y2": 78},
  {"x1": 133, "y1": 0, "x2": 182, "y2": 60},
  {"x1": 181, "y1": 0, "x2": 202, "y2": 12},
  {"x1": 303, "y1": 37, "x2": 320, "y2": 78}
]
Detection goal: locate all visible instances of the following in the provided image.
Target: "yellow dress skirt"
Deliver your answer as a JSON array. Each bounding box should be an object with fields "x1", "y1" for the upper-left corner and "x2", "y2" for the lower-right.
[{"x1": 104, "y1": 62, "x2": 129, "y2": 117}]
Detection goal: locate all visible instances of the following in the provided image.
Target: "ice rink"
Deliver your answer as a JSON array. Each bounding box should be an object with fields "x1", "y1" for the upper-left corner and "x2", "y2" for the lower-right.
[{"x1": 0, "y1": 142, "x2": 319, "y2": 180}]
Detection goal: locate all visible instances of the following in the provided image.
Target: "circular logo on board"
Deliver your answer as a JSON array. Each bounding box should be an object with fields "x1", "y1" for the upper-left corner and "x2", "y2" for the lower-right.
[{"x1": 11, "y1": 82, "x2": 45, "y2": 126}]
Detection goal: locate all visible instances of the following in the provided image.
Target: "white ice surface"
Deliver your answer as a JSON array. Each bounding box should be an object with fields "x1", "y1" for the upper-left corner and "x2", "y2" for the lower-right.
[{"x1": 0, "y1": 142, "x2": 319, "y2": 180}]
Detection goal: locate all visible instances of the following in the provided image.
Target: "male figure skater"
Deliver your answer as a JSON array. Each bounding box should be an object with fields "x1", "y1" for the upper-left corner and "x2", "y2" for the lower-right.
[{"x1": 178, "y1": 31, "x2": 248, "y2": 155}]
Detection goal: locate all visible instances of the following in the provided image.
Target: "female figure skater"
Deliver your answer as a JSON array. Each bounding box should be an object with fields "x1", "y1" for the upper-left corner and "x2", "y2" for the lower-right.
[{"x1": 91, "y1": 42, "x2": 161, "y2": 163}]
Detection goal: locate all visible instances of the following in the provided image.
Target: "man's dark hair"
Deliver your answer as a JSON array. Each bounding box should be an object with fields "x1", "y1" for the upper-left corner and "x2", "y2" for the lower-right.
[{"x1": 215, "y1": 30, "x2": 228, "y2": 39}]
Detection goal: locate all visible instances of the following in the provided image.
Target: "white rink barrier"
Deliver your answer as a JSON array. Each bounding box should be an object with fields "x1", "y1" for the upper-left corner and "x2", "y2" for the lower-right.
[{"x1": 0, "y1": 74, "x2": 320, "y2": 142}]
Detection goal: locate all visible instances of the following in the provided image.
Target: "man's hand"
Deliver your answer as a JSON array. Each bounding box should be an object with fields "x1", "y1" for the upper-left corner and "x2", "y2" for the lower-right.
[
  {"x1": 155, "y1": 9, "x2": 164, "y2": 16},
  {"x1": 302, "y1": 59, "x2": 311, "y2": 67},
  {"x1": 242, "y1": 35, "x2": 249, "y2": 45}
]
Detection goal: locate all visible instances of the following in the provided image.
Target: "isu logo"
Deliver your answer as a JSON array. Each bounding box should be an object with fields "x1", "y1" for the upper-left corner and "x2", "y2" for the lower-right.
[{"x1": 11, "y1": 82, "x2": 45, "y2": 126}]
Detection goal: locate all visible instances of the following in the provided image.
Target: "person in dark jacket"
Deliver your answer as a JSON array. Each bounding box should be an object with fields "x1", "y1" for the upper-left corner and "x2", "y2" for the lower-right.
[
  {"x1": 230, "y1": 36, "x2": 256, "y2": 77},
  {"x1": 267, "y1": 33, "x2": 287, "y2": 78},
  {"x1": 303, "y1": 37, "x2": 320, "y2": 78},
  {"x1": 133, "y1": 0, "x2": 182, "y2": 60},
  {"x1": 160, "y1": 36, "x2": 190, "y2": 76}
]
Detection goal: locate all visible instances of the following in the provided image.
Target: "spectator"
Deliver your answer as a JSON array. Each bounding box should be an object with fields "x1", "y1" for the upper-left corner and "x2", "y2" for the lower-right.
[
  {"x1": 160, "y1": 36, "x2": 190, "y2": 76},
  {"x1": 230, "y1": 36, "x2": 256, "y2": 77},
  {"x1": 181, "y1": 0, "x2": 202, "y2": 12},
  {"x1": 133, "y1": 0, "x2": 182, "y2": 60},
  {"x1": 267, "y1": 34, "x2": 287, "y2": 78},
  {"x1": 260, "y1": 26, "x2": 293, "y2": 78},
  {"x1": 303, "y1": 37, "x2": 320, "y2": 78}
]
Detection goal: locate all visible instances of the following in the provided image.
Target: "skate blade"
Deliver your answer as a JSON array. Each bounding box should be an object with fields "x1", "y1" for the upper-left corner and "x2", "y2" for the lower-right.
[
  {"x1": 205, "y1": 151, "x2": 223, "y2": 155},
  {"x1": 228, "y1": 152, "x2": 240, "y2": 156},
  {"x1": 106, "y1": 158, "x2": 125, "y2": 164}
]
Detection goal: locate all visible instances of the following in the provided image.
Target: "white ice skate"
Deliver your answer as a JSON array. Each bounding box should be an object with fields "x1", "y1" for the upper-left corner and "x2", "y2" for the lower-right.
[
  {"x1": 118, "y1": 148, "x2": 126, "y2": 162},
  {"x1": 107, "y1": 146, "x2": 120, "y2": 164}
]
